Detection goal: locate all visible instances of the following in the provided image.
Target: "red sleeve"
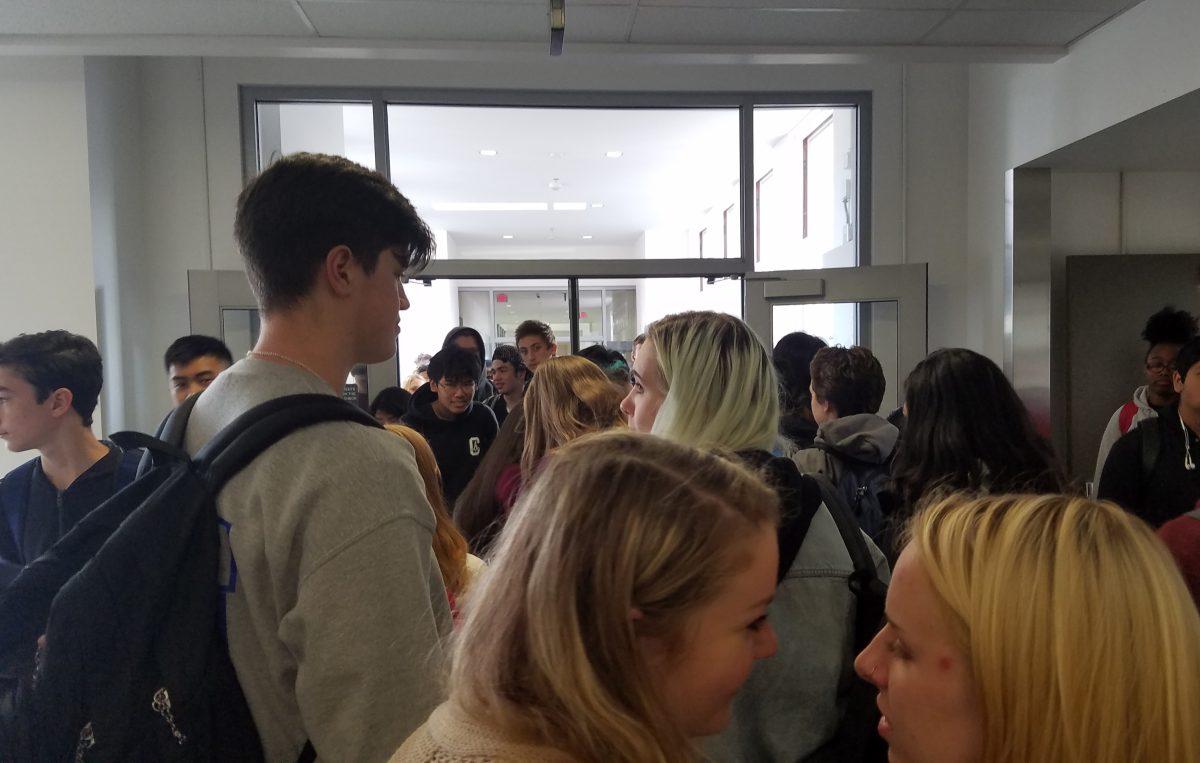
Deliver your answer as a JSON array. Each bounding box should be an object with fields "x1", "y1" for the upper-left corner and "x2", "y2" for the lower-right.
[
  {"x1": 494, "y1": 463, "x2": 524, "y2": 516},
  {"x1": 1158, "y1": 516, "x2": 1200, "y2": 611}
]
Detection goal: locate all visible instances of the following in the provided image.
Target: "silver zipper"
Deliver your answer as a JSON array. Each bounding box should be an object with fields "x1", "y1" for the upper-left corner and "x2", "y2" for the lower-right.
[
  {"x1": 74, "y1": 722, "x2": 95, "y2": 763},
  {"x1": 151, "y1": 687, "x2": 188, "y2": 745}
]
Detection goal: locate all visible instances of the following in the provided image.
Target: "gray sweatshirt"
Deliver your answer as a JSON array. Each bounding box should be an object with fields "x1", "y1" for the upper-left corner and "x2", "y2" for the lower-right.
[{"x1": 184, "y1": 357, "x2": 451, "y2": 762}]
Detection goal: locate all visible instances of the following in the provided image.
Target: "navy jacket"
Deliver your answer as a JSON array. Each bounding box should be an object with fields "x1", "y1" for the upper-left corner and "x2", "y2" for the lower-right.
[
  {"x1": 0, "y1": 444, "x2": 140, "y2": 589},
  {"x1": 402, "y1": 384, "x2": 498, "y2": 506}
]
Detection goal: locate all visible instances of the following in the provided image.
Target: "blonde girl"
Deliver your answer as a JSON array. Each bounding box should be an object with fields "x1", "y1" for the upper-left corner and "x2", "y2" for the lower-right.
[
  {"x1": 856, "y1": 493, "x2": 1200, "y2": 763},
  {"x1": 393, "y1": 430, "x2": 780, "y2": 762}
]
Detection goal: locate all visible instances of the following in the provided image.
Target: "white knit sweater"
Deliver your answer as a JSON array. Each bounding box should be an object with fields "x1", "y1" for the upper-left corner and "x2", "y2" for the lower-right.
[{"x1": 390, "y1": 702, "x2": 579, "y2": 763}]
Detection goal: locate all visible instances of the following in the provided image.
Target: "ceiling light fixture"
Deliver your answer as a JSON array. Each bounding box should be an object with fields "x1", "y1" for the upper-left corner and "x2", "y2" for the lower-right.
[
  {"x1": 431, "y1": 202, "x2": 548, "y2": 212},
  {"x1": 605, "y1": 150, "x2": 623, "y2": 159},
  {"x1": 581, "y1": 235, "x2": 593, "y2": 240},
  {"x1": 549, "y1": 0, "x2": 566, "y2": 57},
  {"x1": 590, "y1": 202, "x2": 604, "y2": 208},
  {"x1": 478, "y1": 149, "x2": 498, "y2": 157},
  {"x1": 552, "y1": 202, "x2": 587, "y2": 211},
  {"x1": 502, "y1": 234, "x2": 515, "y2": 239}
]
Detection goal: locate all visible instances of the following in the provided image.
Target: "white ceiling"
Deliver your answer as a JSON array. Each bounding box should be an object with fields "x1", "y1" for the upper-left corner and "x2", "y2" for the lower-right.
[{"x1": 0, "y1": 0, "x2": 1146, "y2": 53}]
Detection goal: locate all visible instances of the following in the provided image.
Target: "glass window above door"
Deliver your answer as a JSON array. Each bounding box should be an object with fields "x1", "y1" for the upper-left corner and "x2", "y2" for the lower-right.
[{"x1": 255, "y1": 102, "x2": 374, "y2": 171}]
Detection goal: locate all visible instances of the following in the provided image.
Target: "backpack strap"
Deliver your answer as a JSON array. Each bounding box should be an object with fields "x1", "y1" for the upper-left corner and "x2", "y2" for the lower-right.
[
  {"x1": 297, "y1": 740, "x2": 316, "y2": 763},
  {"x1": 196, "y1": 394, "x2": 382, "y2": 489},
  {"x1": 1118, "y1": 400, "x2": 1141, "y2": 435},
  {"x1": 0, "y1": 462, "x2": 38, "y2": 566},
  {"x1": 808, "y1": 473, "x2": 888, "y2": 650},
  {"x1": 113, "y1": 448, "x2": 143, "y2": 492}
]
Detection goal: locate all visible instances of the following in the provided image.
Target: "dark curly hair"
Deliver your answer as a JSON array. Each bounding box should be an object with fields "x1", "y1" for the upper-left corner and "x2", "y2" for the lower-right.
[
  {"x1": 809, "y1": 346, "x2": 886, "y2": 417},
  {"x1": 1142, "y1": 306, "x2": 1198, "y2": 351}
]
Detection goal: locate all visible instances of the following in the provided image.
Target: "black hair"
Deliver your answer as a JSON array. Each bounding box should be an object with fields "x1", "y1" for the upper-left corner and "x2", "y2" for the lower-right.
[
  {"x1": 514, "y1": 319, "x2": 555, "y2": 346},
  {"x1": 429, "y1": 346, "x2": 482, "y2": 385},
  {"x1": 234, "y1": 153, "x2": 434, "y2": 313},
  {"x1": 491, "y1": 344, "x2": 527, "y2": 378},
  {"x1": 454, "y1": 404, "x2": 525, "y2": 553},
  {"x1": 772, "y1": 331, "x2": 828, "y2": 413},
  {"x1": 1143, "y1": 306, "x2": 1198, "y2": 351},
  {"x1": 809, "y1": 346, "x2": 886, "y2": 417},
  {"x1": 892, "y1": 348, "x2": 1068, "y2": 515},
  {"x1": 370, "y1": 386, "x2": 412, "y2": 419},
  {"x1": 576, "y1": 345, "x2": 631, "y2": 386},
  {"x1": 0, "y1": 330, "x2": 103, "y2": 426},
  {"x1": 163, "y1": 334, "x2": 233, "y2": 372},
  {"x1": 1174, "y1": 337, "x2": 1200, "y2": 379}
]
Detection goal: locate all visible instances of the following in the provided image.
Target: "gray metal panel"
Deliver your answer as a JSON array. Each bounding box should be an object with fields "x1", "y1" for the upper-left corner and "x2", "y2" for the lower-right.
[
  {"x1": 743, "y1": 262, "x2": 927, "y2": 386},
  {"x1": 1007, "y1": 168, "x2": 1053, "y2": 442},
  {"x1": 415, "y1": 258, "x2": 751, "y2": 280},
  {"x1": 1065, "y1": 254, "x2": 1200, "y2": 481},
  {"x1": 764, "y1": 279, "x2": 824, "y2": 299}
]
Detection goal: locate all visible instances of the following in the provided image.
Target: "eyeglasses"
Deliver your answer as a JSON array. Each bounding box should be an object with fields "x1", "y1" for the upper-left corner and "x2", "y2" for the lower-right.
[{"x1": 1146, "y1": 361, "x2": 1174, "y2": 375}]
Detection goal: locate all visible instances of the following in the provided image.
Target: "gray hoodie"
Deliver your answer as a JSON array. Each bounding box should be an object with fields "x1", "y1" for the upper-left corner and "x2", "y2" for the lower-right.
[{"x1": 793, "y1": 413, "x2": 900, "y2": 479}]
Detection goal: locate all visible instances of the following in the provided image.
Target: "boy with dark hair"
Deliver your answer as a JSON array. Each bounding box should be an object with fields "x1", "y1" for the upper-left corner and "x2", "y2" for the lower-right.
[
  {"x1": 485, "y1": 344, "x2": 526, "y2": 427},
  {"x1": 514, "y1": 319, "x2": 557, "y2": 373},
  {"x1": 0, "y1": 331, "x2": 141, "y2": 588},
  {"x1": 442, "y1": 326, "x2": 494, "y2": 402},
  {"x1": 792, "y1": 345, "x2": 898, "y2": 544},
  {"x1": 403, "y1": 346, "x2": 498, "y2": 505},
  {"x1": 369, "y1": 385, "x2": 412, "y2": 425},
  {"x1": 1094, "y1": 305, "x2": 1199, "y2": 484},
  {"x1": 163, "y1": 334, "x2": 233, "y2": 407},
  {"x1": 182, "y1": 153, "x2": 448, "y2": 761},
  {"x1": 1100, "y1": 336, "x2": 1200, "y2": 527},
  {"x1": 773, "y1": 331, "x2": 829, "y2": 449}
]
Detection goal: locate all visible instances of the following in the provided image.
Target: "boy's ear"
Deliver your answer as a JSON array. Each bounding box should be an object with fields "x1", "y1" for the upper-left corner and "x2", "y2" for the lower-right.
[
  {"x1": 47, "y1": 388, "x2": 75, "y2": 419},
  {"x1": 322, "y1": 245, "x2": 356, "y2": 297}
]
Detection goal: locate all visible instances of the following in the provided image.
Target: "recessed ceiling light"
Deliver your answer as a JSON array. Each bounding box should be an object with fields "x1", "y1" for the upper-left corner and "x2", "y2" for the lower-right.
[
  {"x1": 502, "y1": 234, "x2": 515, "y2": 239},
  {"x1": 479, "y1": 149, "x2": 498, "y2": 157},
  {"x1": 581, "y1": 235, "x2": 593, "y2": 240},
  {"x1": 605, "y1": 150, "x2": 623, "y2": 159},
  {"x1": 432, "y1": 202, "x2": 548, "y2": 212},
  {"x1": 590, "y1": 202, "x2": 604, "y2": 208},
  {"x1": 552, "y1": 202, "x2": 587, "y2": 211}
]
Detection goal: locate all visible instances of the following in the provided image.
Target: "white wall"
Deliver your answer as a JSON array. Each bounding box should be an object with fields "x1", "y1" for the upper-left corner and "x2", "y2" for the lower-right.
[
  {"x1": 0, "y1": 57, "x2": 98, "y2": 472},
  {"x1": 967, "y1": 0, "x2": 1200, "y2": 359}
]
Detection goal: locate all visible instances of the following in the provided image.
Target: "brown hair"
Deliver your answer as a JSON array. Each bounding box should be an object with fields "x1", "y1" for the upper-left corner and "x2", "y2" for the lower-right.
[
  {"x1": 385, "y1": 425, "x2": 470, "y2": 596},
  {"x1": 453, "y1": 404, "x2": 526, "y2": 553},
  {"x1": 809, "y1": 345, "x2": 886, "y2": 417},
  {"x1": 521, "y1": 356, "x2": 626, "y2": 480},
  {"x1": 451, "y1": 430, "x2": 779, "y2": 762}
]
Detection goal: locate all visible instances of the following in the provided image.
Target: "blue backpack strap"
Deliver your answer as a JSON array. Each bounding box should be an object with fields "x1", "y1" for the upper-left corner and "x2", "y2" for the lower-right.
[
  {"x1": 0, "y1": 460, "x2": 38, "y2": 564},
  {"x1": 113, "y1": 447, "x2": 144, "y2": 491}
]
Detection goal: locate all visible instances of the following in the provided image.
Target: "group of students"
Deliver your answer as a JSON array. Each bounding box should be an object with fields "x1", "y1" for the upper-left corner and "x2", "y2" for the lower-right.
[{"x1": 0, "y1": 152, "x2": 1199, "y2": 762}]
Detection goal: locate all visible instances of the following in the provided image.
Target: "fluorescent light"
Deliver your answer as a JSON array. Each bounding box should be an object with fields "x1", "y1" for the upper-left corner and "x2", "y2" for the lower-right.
[
  {"x1": 478, "y1": 149, "x2": 498, "y2": 157},
  {"x1": 581, "y1": 235, "x2": 593, "y2": 240},
  {"x1": 590, "y1": 202, "x2": 604, "y2": 208},
  {"x1": 552, "y1": 202, "x2": 587, "y2": 211},
  {"x1": 605, "y1": 150, "x2": 623, "y2": 159},
  {"x1": 431, "y1": 202, "x2": 548, "y2": 212},
  {"x1": 501, "y1": 234, "x2": 515, "y2": 239}
]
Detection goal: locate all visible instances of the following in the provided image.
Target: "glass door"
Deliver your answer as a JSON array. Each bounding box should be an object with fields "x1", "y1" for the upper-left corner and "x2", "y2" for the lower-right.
[{"x1": 743, "y1": 263, "x2": 926, "y2": 412}]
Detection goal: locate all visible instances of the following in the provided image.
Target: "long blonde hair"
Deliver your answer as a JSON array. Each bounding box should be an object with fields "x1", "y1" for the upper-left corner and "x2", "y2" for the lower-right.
[
  {"x1": 451, "y1": 430, "x2": 779, "y2": 762},
  {"x1": 907, "y1": 493, "x2": 1200, "y2": 763},
  {"x1": 647, "y1": 311, "x2": 779, "y2": 452},
  {"x1": 521, "y1": 355, "x2": 626, "y2": 479},
  {"x1": 385, "y1": 424, "x2": 470, "y2": 596}
]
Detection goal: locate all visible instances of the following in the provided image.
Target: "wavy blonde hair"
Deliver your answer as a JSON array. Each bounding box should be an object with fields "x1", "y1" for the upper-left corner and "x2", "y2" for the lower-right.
[
  {"x1": 646, "y1": 311, "x2": 779, "y2": 452},
  {"x1": 521, "y1": 355, "x2": 626, "y2": 480},
  {"x1": 906, "y1": 493, "x2": 1200, "y2": 763},
  {"x1": 451, "y1": 430, "x2": 779, "y2": 762},
  {"x1": 385, "y1": 424, "x2": 470, "y2": 596}
]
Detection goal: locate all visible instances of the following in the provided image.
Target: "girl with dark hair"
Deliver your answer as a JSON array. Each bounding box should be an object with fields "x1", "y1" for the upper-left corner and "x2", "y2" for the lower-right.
[
  {"x1": 1093, "y1": 306, "x2": 1198, "y2": 484},
  {"x1": 890, "y1": 348, "x2": 1068, "y2": 552}
]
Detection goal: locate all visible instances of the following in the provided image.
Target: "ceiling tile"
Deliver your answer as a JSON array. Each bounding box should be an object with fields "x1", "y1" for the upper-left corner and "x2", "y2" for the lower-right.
[
  {"x1": 629, "y1": 7, "x2": 947, "y2": 45},
  {"x1": 923, "y1": 9, "x2": 1113, "y2": 45},
  {"x1": 0, "y1": 0, "x2": 313, "y2": 36},
  {"x1": 566, "y1": 6, "x2": 638, "y2": 43},
  {"x1": 639, "y1": 0, "x2": 959, "y2": 9},
  {"x1": 960, "y1": 0, "x2": 1138, "y2": 11},
  {"x1": 300, "y1": 1, "x2": 548, "y2": 41}
]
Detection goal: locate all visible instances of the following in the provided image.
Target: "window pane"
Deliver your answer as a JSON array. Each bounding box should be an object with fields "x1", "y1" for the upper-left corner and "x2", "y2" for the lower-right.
[
  {"x1": 387, "y1": 105, "x2": 739, "y2": 261},
  {"x1": 578, "y1": 277, "x2": 742, "y2": 356},
  {"x1": 255, "y1": 102, "x2": 375, "y2": 171},
  {"x1": 754, "y1": 106, "x2": 857, "y2": 271}
]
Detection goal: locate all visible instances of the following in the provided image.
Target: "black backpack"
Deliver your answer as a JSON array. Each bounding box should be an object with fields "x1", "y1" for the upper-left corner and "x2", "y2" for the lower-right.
[
  {"x1": 797, "y1": 446, "x2": 897, "y2": 548},
  {"x1": 0, "y1": 393, "x2": 378, "y2": 762},
  {"x1": 751, "y1": 454, "x2": 889, "y2": 763}
]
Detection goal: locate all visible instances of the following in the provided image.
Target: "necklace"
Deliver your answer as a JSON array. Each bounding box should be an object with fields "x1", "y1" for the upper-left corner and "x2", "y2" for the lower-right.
[
  {"x1": 1180, "y1": 411, "x2": 1196, "y2": 471},
  {"x1": 247, "y1": 350, "x2": 322, "y2": 381}
]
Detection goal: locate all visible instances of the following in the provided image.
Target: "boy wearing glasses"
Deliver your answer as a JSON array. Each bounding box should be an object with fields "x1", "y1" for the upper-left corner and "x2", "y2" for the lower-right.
[
  {"x1": 403, "y1": 346, "x2": 498, "y2": 504},
  {"x1": 1094, "y1": 306, "x2": 1198, "y2": 485}
]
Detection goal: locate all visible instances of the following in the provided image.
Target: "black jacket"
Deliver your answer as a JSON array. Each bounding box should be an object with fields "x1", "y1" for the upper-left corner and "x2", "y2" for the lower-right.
[
  {"x1": 1098, "y1": 408, "x2": 1200, "y2": 527},
  {"x1": 0, "y1": 444, "x2": 140, "y2": 589},
  {"x1": 402, "y1": 384, "x2": 499, "y2": 505}
]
